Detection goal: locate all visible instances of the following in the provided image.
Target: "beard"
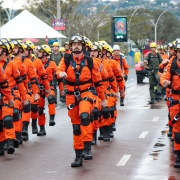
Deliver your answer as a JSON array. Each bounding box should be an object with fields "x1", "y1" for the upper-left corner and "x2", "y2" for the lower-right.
[{"x1": 73, "y1": 48, "x2": 82, "y2": 54}]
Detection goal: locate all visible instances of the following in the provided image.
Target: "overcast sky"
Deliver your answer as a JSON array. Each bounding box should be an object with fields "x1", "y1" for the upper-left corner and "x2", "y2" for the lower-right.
[{"x1": 2, "y1": 0, "x2": 26, "y2": 9}]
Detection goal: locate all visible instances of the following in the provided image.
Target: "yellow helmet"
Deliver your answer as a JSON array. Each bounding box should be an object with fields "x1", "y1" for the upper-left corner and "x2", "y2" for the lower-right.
[
  {"x1": 150, "y1": 42, "x2": 157, "y2": 48},
  {"x1": 52, "y1": 42, "x2": 59, "y2": 47},
  {"x1": 38, "y1": 44, "x2": 52, "y2": 55},
  {"x1": 59, "y1": 47, "x2": 65, "y2": 52},
  {"x1": 26, "y1": 40, "x2": 35, "y2": 50},
  {"x1": 12, "y1": 40, "x2": 27, "y2": 51},
  {"x1": 0, "y1": 39, "x2": 10, "y2": 54},
  {"x1": 2, "y1": 38, "x2": 14, "y2": 51},
  {"x1": 93, "y1": 42, "x2": 102, "y2": 51},
  {"x1": 101, "y1": 43, "x2": 109, "y2": 51},
  {"x1": 108, "y1": 45, "x2": 113, "y2": 54}
]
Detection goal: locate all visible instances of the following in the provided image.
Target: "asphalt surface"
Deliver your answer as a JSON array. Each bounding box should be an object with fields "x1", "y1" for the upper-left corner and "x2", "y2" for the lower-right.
[{"x1": 1, "y1": 68, "x2": 180, "y2": 180}]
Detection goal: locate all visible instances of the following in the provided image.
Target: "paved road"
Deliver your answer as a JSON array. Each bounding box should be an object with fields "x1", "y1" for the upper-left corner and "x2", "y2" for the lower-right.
[{"x1": 1, "y1": 68, "x2": 179, "y2": 180}]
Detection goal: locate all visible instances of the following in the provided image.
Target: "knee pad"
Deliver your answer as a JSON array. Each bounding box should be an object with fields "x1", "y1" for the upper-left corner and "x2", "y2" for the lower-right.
[
  {"x1": 31, "y1": 104, "x2": 38, "y2": 113},
  {"x1": 0, "y1": 121, "x2": 3, "y2": 132},
  {"x1": 174, "y1": 132, "x2": 180, "y2": 144},
  {"x1": 150, "y1": 84, "x2": 154, "y2": 90},
  {"x1": 3, "y1": 116, "x2": 13, "y2": 129},
  {"x1": 47, "y1": 95, "x2": 55, "y2": 104},
  {"x1": 72, "y1": 124, "x2": 81, "y2": 136},
  {"x1": 93, "y1": 108, "x2": 99, "y2": 121},
  {"x1": 23, "y1": 103, "x2": 31, "y2": 113},
  {"x1": 102, "y1": 107, "x2": 110, "y2": 119},
  {"x1": 80, "y1": 112, "x2": 90, "y2": 126},
  {"x1": 109, "y1": 107, "x2": 115, "y2": 118},
  {"x1": 38, "y1": 107, "x2": 44, "y2": 116},
  {"x1": 13, "y1": 108, "x2": 20, "y2": 122}
]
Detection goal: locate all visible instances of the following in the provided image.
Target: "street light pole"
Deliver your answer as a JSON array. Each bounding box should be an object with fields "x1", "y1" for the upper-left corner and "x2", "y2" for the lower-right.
[
  {"x1": 150, "y1": 10, "x2": 166, "y2": 43},
  {"x1": 57, "y1": 0, "x2": 61, "y2": 46},
  {"x1": 128, "y1": 7, "x2": 140, "y2": 53}
]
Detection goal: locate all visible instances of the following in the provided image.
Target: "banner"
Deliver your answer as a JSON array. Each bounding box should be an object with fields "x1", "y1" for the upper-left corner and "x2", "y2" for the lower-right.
[
  {"x1": 52, "y1": 19, "x2": 66, "y2": 31},
  {"x1": 143, "y1": 49, "x2": 151, "y2": 59},
  {"x1": 112, "y1": 16, "x2": 127, "y2": 42}
]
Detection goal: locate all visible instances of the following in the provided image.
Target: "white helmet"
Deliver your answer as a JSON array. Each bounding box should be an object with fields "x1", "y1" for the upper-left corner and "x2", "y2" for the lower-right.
[{"x1": 113, "y1": 45, "x2": 120, "y2": 51}]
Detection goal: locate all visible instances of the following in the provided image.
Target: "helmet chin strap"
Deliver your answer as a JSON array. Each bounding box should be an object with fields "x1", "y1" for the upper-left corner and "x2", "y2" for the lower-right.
[{"x1": 0, "y1": 49, "x2": 5, "y2": 56}]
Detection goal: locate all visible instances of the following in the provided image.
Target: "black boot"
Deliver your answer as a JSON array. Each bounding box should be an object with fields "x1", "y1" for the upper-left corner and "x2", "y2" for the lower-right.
[
  {"x1": 62, "y1": 96, "x2": 66, "y2": 102},
  {"x1": 168, "y1": 126, "x2": 172, "y2": 137},
  {"x1": 49, "y1": 115, "x2": 55, "y2": 126},
  {"x1": 98, "y1": 127, "x2": 104, "y2": 140},
  {"x1": 37, "y1": 126, "x2": 46, "y2": 136},
  {"x1": 19, "y1": 132, "x2": 23, "y2": 144},
  {"x1": 112, "y1": 123, "x2": 116, "y2": 131},
  {"x1": 150, "y1": 98, "x2": 156, "y2": 104},
  {"x1": 91, "y1": 130, "x2": 97, "y2": 145},
  {"x1": 120, "y1": 97, "x2": 124, "y2": 106},
  {"x1": 60, "y1": 95, "x2": 63, "y2": 102},
  {"x1": 0, "y1": 141, "x2": 5, "y2": 156},
  {"x1": 14, "y1": 132, "x2": 20, "y2": 148},
  {"x1": 7, "y1": 139, "x2": 15, "y2": 154},
  {"x1": 22, "y1": 122, "x2": 29, "y2": 141},
  {"x1": 32, "y1": 119, "x2": 38, "y2": 134},
  {"x1": 174, "y1": 151, "x2": 180, "y2": 168},
  {"x1": 109, "y1": 125, "x2": 114, "y2": 138},
  {"x1": 84, "y1": 142, "x2": 93, "y2": 160},
  {"x1": 71, "y1": 149, "x2": 83, "y2": 167},
  {"x1": 103, "y1": 126, "x2": 110, "y2": 142}
]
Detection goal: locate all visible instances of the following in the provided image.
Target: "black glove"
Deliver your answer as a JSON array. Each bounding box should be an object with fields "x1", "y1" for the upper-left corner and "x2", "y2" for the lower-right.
[{"x1": 124, "y1": 75, "x2": 128, "y2": 82}]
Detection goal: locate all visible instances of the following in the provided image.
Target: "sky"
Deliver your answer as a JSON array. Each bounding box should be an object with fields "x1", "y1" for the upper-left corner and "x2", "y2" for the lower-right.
[{"x1": 1, "y1": 0, "x2": 26, "y2": 9}]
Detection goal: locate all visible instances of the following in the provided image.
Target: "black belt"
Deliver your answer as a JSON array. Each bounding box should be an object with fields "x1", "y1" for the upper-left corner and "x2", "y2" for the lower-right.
[
  {"x1": 66, "y1": 88, "x2": 91, "y2": 96},
  {"x1": 107, "y1": 94, "x2": 116, "y2": 98},
  {"x1": 171, "y1": 89, "x2": 180, "y2": 95},
  {"x1": 102, "y1": 78, "x2": 108, "y2": 82},
  {"x1": 67, "y1": 97, "x2": 95, "y2": 110},
  {"x1": 66, "y1": 79, "x2": 92, "y2": 86}
]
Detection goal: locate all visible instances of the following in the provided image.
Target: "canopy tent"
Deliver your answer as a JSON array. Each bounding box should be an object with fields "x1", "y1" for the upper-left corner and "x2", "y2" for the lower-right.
[{"x1": 0, "y1": 10, "x2": 67, "y2": 39}]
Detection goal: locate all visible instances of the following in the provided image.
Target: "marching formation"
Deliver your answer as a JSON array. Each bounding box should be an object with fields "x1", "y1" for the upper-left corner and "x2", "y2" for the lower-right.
[{"x1": 0, "y1": 35, "x2": 129, "y2": 168}]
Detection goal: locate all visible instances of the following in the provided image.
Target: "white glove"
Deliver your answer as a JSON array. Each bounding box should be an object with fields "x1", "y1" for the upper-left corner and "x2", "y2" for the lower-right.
[
  {"x1": 101, "y1": 99, "x2": 107, "y2": 107},
  {"x1": 59, "y1": 72, "x2": 67, "y2": 78}
]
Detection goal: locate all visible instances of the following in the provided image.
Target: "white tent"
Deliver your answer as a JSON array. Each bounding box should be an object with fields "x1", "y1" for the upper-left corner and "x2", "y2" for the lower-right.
[{"x1": 0, "y1": 10, "x2": 67, "y2": 39}]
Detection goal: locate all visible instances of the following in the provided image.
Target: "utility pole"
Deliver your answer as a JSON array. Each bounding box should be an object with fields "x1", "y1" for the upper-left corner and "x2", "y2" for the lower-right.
[{"x1": 57, "y1": 0, "x2": 61, "y2": 46}]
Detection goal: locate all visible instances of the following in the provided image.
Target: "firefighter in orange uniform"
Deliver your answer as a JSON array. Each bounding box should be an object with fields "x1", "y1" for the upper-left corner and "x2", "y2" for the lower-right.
[
  {"x1": 37, "y1": 45, "x2": 57, "y2": 136},
  {"x1": 56, "y1": 35, "x2": 107, "y2": 167},
  {"x1": 107, "y1": 45, "x2": 125, "y2": 134},
  {"x1": 160, "y1": 42, "x2": 180, "y2": 168},
  {"x1": 12, "y1": 40, "x2": 39, "y2": 141},
  {"x1": 112, "y1": 45, "x2": 129, "y2": 106},
  {"x1": 24, "y1": 41, "x2": 51, "y2": 135},
  {"x1": 0, "y1": 40, "x2": 28, "y2": 154}
]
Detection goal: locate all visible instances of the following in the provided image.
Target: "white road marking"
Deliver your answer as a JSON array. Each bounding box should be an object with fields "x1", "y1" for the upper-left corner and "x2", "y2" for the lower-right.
[
  {"x1": 139, "y1": 132, "x2": 148, "y2": 138},
  {"x1": 55, "y1": 106, "x2": 60, "y2": 109},
  {"x1": 131, "y1": 78, "x2": 134, "y2": 80},
  {"x1": 152, "y1": 117, "x2": 159, "y2": 122},
  {"x1": 116, "y1": 155, "x2": 131, "y2": 166}
]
